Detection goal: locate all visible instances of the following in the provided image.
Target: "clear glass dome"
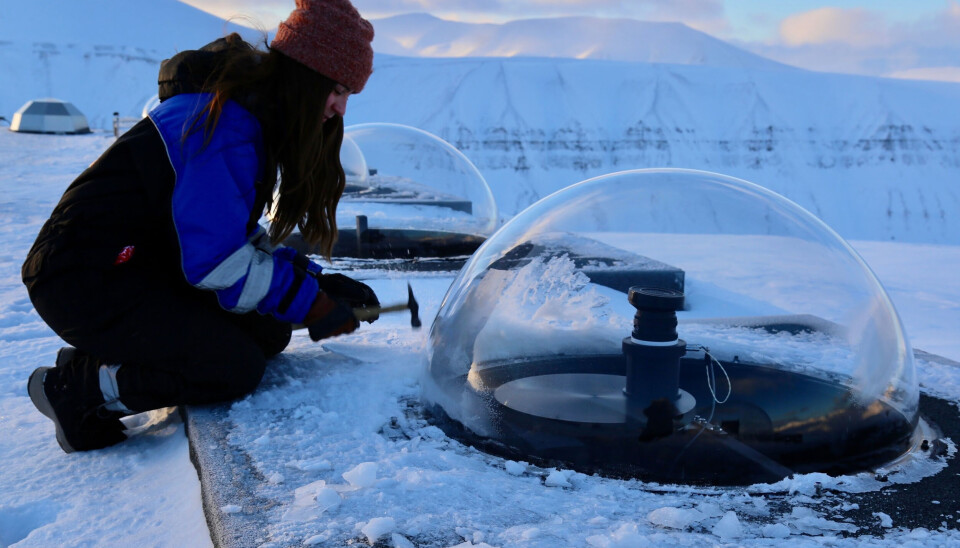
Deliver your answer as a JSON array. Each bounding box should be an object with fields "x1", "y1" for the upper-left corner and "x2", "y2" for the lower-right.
[
  {"x1": 340, "y1": 135, "x2": 368, "y2": 185},
  {"x1": 338, "y1": 123, "x2": 497, "y2": 238},
  {"x1": 275, "y1": 124, "x2": 498, "y2": 259},
  {"x1": 425, "y1": 168, "x2": 918, "y2": 485}
]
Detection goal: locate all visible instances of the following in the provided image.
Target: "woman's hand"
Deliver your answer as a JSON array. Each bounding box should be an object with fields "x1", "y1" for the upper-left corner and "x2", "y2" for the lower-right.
[
  {"x1": 303, "y1": 292, "x2": 359, "y2": 341},
  {"x1": 316, "y1": 273, "x2": 380, "y2": 323}
]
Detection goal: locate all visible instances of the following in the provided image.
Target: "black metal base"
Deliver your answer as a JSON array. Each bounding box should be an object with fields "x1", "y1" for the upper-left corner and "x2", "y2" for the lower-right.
[
  {"x1": 283, "y1": 228, "x2": 486, "y2": 260},
  {"x1": 430, "y1": 353, "x2": 918, "y2": 486}
]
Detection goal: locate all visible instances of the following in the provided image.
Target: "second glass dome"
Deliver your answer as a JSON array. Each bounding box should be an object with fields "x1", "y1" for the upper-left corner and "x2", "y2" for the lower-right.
[
  {"x1": 424, "y1": 168, "x2": 919, "y2": 485},
  {"x1": 278, "y1": 123, "x2": 498, "y2": 260},
  {"x1": 335, "y1": 123, "x2": 498, "y2": 259}
]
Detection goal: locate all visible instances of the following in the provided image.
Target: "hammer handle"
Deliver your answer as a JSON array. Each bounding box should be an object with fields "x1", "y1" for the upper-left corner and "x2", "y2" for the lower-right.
[{"x1": 353, "y1": 302, "x2": 407, "y2": 321}]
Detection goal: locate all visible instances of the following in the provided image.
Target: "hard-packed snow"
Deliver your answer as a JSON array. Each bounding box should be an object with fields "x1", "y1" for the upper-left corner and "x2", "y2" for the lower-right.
[
  {"x1": 1, "y1": 129, "x2": 959, "y2": 546},
  {"x1": 1, "y1": 2, "x2": 960, "y2": 545}
]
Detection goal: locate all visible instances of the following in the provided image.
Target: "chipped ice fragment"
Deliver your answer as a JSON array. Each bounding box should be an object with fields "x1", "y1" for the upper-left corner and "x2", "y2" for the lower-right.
[
  {"x1": 647, "y1": 507, "x2": 705, "y2": 530},
  {"x1": 761, "y1": 523, "x2": 791, "y2": 538},
  {"x1": 303, "y1": 531, "x2": 332, "y2": 545},
  {"x1": 545, "y1": 468, "x2": 573, "y2": 487},
  {"x1": 712, "y1": 511, "x2": 742, "y2": 539},
  {"x1": 289, "y1": 457, "x2": 333, "y2": 472},
  {"x1": 788, "y1": 506, "x2": 857, "y2": 535},
  {"x1": 696, "y1": 502, "x2": 723, "y2": 518},
  {"x1": 874, "y1": 512, "x2": 893, "y2": 528},
  {"x1": 420, "y1": 425, "x2": 445, "y2": 439},
  {"x1": 361, "y1": 516, "x2": 395, "y2": 544},
  {"x1": 343, "y1": 462, "x2": 379, "y2": 488},
  {"x1": 504, "y1": 460, "x2": 527, "y2": 475},
  {"x1": 220, "y1": 504, "x2": 242, "y2": 514},
  {"x1": 586, "y1": 523, "x2": 649, "y2": 547},
  {"x1": 391, "y1": 533, "x2": 415, "y2": 548},
  {"x1": 314, "y1": 487, "x2": 342, "y2": 513},
  {"x1": 283, "y1": 480, "x2": 337, "y2": 522}
]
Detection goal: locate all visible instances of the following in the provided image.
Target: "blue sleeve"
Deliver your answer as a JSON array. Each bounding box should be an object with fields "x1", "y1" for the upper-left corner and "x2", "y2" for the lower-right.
[{"x1": 150, "y1": 95, "x2": 319, "y2": 323}]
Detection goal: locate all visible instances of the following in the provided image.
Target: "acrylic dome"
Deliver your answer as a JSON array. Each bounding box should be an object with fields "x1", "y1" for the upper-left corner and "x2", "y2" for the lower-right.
[
  {"x1": 337, "y1": 123, "x2": 497, "y2": 238},
  {"x1": 279, "y1": 123, "x2": 498, "y2": 259},
  {"x1": 424, "y1": 168, "x2": 919, "y2": 485},
  {"x1": 340, "y1": 135, "x2": 368, "y2": 185}
]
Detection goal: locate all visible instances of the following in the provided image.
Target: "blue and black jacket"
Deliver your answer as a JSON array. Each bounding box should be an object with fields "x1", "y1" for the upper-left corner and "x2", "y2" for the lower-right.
[{"x1": 22, "y1": 93, "x2": 321, "y2": 324}]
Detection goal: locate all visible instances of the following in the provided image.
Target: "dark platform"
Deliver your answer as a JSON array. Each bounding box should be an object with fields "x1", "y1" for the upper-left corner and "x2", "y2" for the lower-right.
[{"x1": 183, "y1": 349, "x2": 960, "y2": 546}]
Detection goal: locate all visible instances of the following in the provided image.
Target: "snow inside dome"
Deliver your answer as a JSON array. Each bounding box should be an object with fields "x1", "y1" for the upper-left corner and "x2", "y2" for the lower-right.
[
  {"x1": 424, "y1": 168, "x2": 920, "y2": 486},
  {"x1": 333, "y1": 123, "x2": 497, "y2": 258}
]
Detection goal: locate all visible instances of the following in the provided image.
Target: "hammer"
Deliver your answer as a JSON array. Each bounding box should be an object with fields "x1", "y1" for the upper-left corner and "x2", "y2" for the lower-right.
[{"x1": 353, "y1": 283, "x2": 421, "y2": 328}]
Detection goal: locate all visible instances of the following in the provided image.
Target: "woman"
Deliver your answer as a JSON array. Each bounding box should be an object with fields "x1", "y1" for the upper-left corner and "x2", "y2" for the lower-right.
[{"x1": 22, "y1": 0, "x2": 379, "y2": 453}]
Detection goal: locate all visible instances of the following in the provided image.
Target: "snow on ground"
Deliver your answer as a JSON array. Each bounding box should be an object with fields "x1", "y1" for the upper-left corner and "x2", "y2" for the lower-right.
[
  {"x1": 1, "y1": 130, "x2": 959, "y2": 546},
  {"x1": 0, "y1": 131, "x2": 211, "y2": 547}
]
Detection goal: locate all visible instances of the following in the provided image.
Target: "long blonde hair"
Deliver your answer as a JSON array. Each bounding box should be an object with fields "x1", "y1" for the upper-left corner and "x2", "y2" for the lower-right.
[{"x1": 198, "y1": 34, "x2": 345, "y2": 258}]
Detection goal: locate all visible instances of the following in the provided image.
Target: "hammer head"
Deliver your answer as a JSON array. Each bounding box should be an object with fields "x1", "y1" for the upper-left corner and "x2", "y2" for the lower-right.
[{"x1": 408, "y1": 283, "x2": 422, "y2": 328}]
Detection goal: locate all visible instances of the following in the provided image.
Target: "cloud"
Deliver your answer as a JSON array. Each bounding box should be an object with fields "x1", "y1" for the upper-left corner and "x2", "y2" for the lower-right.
[
  {"x1": 778, "y1": 7, "x2": 889, "y2": 48},
  {"x1": 753, "y1": 3, "x2": 960, "y2": 80},
  {"x1": 183, "y1": 0, "x2": 728, "y2": 34},
  {"x1": 354, "y1": 0, "x2": 724, "y2": 23},
  {"x1": 886, "y1": 66, "x2": 960, "y2": 83}
]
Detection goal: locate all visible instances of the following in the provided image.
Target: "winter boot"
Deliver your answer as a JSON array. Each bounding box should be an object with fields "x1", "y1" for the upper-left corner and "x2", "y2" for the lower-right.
[{"x1": 28, "y1": 351, "x2": 129, "y2": 453}]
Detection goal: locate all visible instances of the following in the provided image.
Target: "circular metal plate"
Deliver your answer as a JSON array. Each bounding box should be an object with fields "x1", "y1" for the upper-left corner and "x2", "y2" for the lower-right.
[{"x1": 494, "y1": 373, "x2": 633, "y2": 424}]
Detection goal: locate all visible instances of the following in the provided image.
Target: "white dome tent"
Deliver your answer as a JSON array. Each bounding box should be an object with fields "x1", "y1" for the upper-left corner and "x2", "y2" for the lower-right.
[{"x1": 9, "y1": 98, "x2": 91, "y2": 134}]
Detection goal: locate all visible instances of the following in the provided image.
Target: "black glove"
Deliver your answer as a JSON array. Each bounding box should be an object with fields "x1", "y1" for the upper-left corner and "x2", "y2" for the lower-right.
[
  {"x1": 315, "y1": 273, "x2": 380, "y2": 323},
  {"x1": 303, "y1": 292, "x2": 359, "y2": 341}
]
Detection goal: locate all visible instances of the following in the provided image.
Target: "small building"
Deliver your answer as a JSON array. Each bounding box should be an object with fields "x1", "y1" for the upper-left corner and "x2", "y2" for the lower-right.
[{"x1": 9, "y1": 98, "x2": 91, "y2": 134}]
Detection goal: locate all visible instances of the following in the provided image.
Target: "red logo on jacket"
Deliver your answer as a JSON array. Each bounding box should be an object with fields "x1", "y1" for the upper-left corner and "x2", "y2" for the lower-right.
[{"x1": 113, "y1": 245, "x2": 136, "y2": 265}]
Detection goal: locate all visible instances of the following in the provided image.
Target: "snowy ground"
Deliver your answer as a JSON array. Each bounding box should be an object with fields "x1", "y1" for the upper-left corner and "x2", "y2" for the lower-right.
[{"x1": 1, "y1": 130, "x2": 959, "y2": 547}]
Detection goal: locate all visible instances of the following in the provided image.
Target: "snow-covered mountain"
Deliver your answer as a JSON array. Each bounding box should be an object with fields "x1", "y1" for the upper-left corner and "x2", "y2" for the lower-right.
[
  {"x1": 0, "y1": 0, "x2": 258, "y2": 51},
  {"x1": 0, "y1": 0, "x2": 262, "y2": 128},
  {"x1": 349, "y1": 55, "x2": 960, "y2": 244},
  {"x1": 370, "y1": 13, "x2": 793, "y2": 71},
  {"x1": 1, "y1": 1, "x2": 958, "y2": 246}
]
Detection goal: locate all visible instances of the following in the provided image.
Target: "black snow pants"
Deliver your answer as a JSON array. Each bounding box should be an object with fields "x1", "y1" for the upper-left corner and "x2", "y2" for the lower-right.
[{"x1": 25, "y1": 266, "x2": 292, "y2": 413}]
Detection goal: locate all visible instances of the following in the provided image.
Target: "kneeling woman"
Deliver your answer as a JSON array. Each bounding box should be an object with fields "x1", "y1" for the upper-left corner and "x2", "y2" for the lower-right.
[{"x1": 22, "y1": 0, "x2": 379, "y2": 453}]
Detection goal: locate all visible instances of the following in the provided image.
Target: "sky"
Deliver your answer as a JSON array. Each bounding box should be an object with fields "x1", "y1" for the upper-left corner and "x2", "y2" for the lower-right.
[{"x1": 179, "y1": 0, "x2": 960, "y2": 78}]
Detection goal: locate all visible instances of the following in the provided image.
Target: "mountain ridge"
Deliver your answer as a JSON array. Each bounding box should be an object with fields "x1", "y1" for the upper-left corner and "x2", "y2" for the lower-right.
[
  {"x1": 1, "y1": 2, "x2": 957, "y2": 245},
  {"x1": 370, "y1": 13, "x2": 794, "y2": 71}
]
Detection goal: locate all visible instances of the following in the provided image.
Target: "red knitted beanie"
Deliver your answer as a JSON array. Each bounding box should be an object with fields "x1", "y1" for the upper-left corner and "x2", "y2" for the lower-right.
[{"x1": 271, "y1": 0, "x2": 375, "y2": 92}]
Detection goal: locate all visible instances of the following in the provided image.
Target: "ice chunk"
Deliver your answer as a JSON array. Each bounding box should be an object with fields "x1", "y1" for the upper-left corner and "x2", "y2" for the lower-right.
[
  {"x1": 282, "y1": 480, "x2": 340, "y2": 522},
  {"x1": 788, "y1": 506, "x2": 857, "y2": 535},
  {"x1": 314, "y1": 487, "x2": 342, "y2": 513},
  {"x1": 647, "y1": 507, "x2": 705, "y2": 530},
  {"x1": 761, "y1": 523, "x2": 791, "y2": 538},
  {"x1": 288, "y1": 457, "x2": 333, "y2": 472},
  {"x1": 545, "y1": 468, "x2": 573, "y2": 487},
  {"x1": 391, "y1": 533, "x2": 415, "y2": 548},
  {"x1": 874, "y1": 512, "x2": 893, "y2": 528},
  {"x1": 585, "y1": 523, "x2": 650, "y2": 547},
  {"x1": 504, "y1": 460, "x2": 527, "y2": 475},
  {"x1": 343, "y1": 462, "x2": 379, "y2": 488},
  {"x1": 220, "y1": 504, "x2": 242, "y2": 514},
  {"x1": 712, "y1": 511, "x2": 742, "y2": 539},
  {"x1": 361, "y1": 516, "x2": 395, "y2": 544}
]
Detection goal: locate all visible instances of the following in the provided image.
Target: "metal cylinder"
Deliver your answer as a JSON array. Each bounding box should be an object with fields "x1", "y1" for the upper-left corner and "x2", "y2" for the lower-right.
[{"x1": 622, "y1": 287, "x2": 687, "y2": 409}]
